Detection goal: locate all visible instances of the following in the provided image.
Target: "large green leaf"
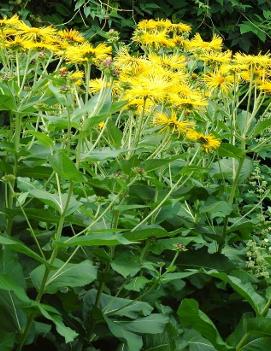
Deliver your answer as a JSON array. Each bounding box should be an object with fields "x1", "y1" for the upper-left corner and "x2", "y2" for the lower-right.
[
  {"x1": 121, "y1": 313, "x2": 168, "y2": 334},
  {"x1": 83, "y1": 289, "x2": 153, "y2": 318},
  {"x1": 0, "y1": 274, "x2": 31, "y2": 304},
  {"x1": 31, "y1": 259, "x2": 97, "y2": 294},
  {"x1": 124, "y1": 276, "x2": 150, "y2": 292},
  {"x1": 0, "y1": 94, "x2": 16, "y2": 111},
  {"x1": 125, "y1": 225, "x2": 169, "y2": 241},
  {"x1": 205, "y1": 270, "x2": 266, "y2": 315},
  {"x1": 227, "y1": 315, "x2": 271, "y2": 347},
  {"x1": 49, "y1": 149, "x2": 83, "y2": 182},
  {"x1": 140, "y1": 156, "x2": 180, "y2": 172},
  {"x1": 0, "y1": 236, "x2": 45, "y2": 263},
  {"x1": 105, "y1": 317, "x2": 143, "y2": 351},
  {"x1": 178, "y1": 299, "x2": 230, "y2": 351},
  {"x1": 201, "y1": 201, "x2": 232, "y2": 219},
  {"x1": 80, "y1": 148, "x2": 124, "y2": 162},
  {"x1": 55, "y1": 233, "x2": 132, "y2": 247},
  {"x1": 181, "y1": 329, "x2": 218, "y2": 351},
  {"x1": 211, "y1": 158, "x2": 252, "y2": 181},
  {"x1": 17, "y1": 177, "x2": 80, "y2": 215},
  {"x1": 17, "y1": 177, "x2": 62, "y2": 213},
  {"x1": 38, "y1": 304, "x2": 78, "y2": 343},
  {"x1": 218, "y1": 143, "x2": 244, "y2": 159},
  {"x1": 242, "y1": 337, "x2": 271, "y2": 351},
  {"x1": 111, "y1": 251, "x2": 141, "y2": 278},
  {"x1": 250, "y1": 118, "x2": 271, "y2": 137}
]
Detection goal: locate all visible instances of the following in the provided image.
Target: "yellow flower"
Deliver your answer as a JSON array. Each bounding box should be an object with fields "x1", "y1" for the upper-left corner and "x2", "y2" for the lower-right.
[
  {"x1": 115, "y1": 49, "x2": 151, "y2": 77},
  {"x1": 58, "y1": 29, "x2": 85, "y2": 44},
  {"x1": 240, "y1": 68, "x2": 267, "y2": 83},
  {"x1": 204, "y1": 70, "x2": 234, "y2": 93},
  {"x1": 133, "y1": 31, "x2": 175, "y2": 48},
  {"x1": 123, "y1": 73, "x2": 179, "y2": 102},
  {"x1": 184, "y1": 33, "x2": 223, "y2": 53},
  {"x1": 16, "y1": 23, "x2": 57, "y2": 41},
  {"x1": 153, "y1": 112, "x2": 194, "y2": 133},
  {"x1": 65, "y1": 42, "x2": 111, "y2": 64},
  {"x1": 199, "y1": 50, "x2": 232, "y2": 64},
  {"x1": 98, "y1": 121, "x2": 106, "y2": 129},
  {"x1": 172, "y1": 22, "x2": 192, "y2": 33},
  {"x1": 3, "y1": 37, "x2": 27, "y2": 50},
  {"x1": 124, "y1": 98, "x2": 155, "y2": 115},
  {"x1": 136, "y1": 19, "x2": 191, "y2": 35},
  {"x1": 170, "y1": 94, "x2": 207, "y2": 111},
  {"x1": 136, "y1": 19, "x2": 172, "y2": 31},
  {"x1": 148, "y1": 53, "x2": 186, "y2": 71},
  {"x1": 21, "y1": 39, "x2": 56, "y2": 51},
  {"x1": 258, "y1": 81, "x2": 271, "y2": 93},
  {"x1": 186, "y1": 129, "x2": 201, "y2": 141},
  {"x1": 70, "y1": 71, "x2": 84, "y2": 85},
  {"x1": 0, "y1": 15, "x2": 23, "y2": 28},
  {"x1": 234, "y1": 53, "x2": 271, "y2": 68},
  {"x1": 197, "y1": 133, "x2": 221, "y2": 152},
  {"x1": 89, "y1": 78, "x2": 112, "y2": 94}
]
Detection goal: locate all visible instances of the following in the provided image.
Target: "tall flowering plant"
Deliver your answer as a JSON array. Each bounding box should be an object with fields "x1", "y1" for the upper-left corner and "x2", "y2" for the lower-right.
[{"x1": 1, "y1": 16, "x2": 271, "y2": 351}]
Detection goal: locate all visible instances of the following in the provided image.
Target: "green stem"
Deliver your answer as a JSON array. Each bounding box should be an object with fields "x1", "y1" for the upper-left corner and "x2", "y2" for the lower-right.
[
  {"x1": 236, "y1": 332, "x2": 249, "y2": 351},
  {"x1": 220, "y1": 155, "x2": 245, "y2": 252},
  {"x1": 17, "y1": 183, "x2": 73, "y2": 350},
  {"x1": 132, "y1": 149, "x2": 199, "y2": 232},
  {"x1": 261, "y1": 297, "x2": 271, "y2": 317}
]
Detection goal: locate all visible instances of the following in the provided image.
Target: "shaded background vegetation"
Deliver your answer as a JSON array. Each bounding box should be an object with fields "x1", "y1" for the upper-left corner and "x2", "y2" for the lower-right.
[{"x1": 2, "y1": 0, "x2": 271, "y2": 52}]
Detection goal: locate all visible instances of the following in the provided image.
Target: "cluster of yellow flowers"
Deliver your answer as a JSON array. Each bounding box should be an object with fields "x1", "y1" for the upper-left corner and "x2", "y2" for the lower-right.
[
  {"x1": 3, "y1": 16, "x2": 271, "y2": 152},
  {"x1": 0, "y1": 15, "x2": 111, "y2": 65}
]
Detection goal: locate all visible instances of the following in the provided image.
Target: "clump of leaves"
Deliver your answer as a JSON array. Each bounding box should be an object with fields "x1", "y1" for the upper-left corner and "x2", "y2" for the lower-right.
[{"x1": 1, "y1": 16, "x2": 271, "y2": 351}]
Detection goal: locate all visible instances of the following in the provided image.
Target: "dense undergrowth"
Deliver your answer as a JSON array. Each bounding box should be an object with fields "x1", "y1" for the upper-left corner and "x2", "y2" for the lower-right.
[
  {"x1": 1, "y1": 14, "x2": 271, "y2": 351},
  {"x1": 2, "y1": 0, "x2": 271, "y2": 52}
]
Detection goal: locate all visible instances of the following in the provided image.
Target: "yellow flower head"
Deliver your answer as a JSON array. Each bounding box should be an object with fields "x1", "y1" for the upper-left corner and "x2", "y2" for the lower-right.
[
  {"x1": 240, "y1": 68, "x2": 267, "y2": 83},
  {"x1": 58, "y1": 29, "x2": 85, "y2": 44},
  {"x1": 234, "y1": 53, "x2": 271, "y2": 68},
  {"x1": 133, "y1": 30, "x2": 175, "y2": 48},
  {"x1": 170, "y1": 92, "x2": 207, "y2": 111},
  {"x1": 65, "y1": 42, "x2": 111, "y2": 64},
  {"x1": 184, "y1": 33, "x2": 223, "y2": 53},
  {"x1": 123, "y1": 73, "x2": 179, "y2": 102},
  {"x1": 153, "y1": 111, "x2": 194, "y2": 134},
  {"x1": 3, "y1": 37, "x2": 27, "y2": 50},
  {"x1": 258, "y1": 81, "x2": 271, "y2": 94},
  {"x1": 89, "y1": 78, "x2": 112, "y2": 94},
  {"x1": 69, "y1": 71, "x2": 84, "y2": 85},
  {"x1": 148, "y1": 53, "x2": 186, "y2": 71},
  {"x1": 185, "y1": 129, "x2": 201, "y2": 141},
  {"x1": 197, "y1": 133, "x2": 221, "y2": 152},
  {"x1": 204, "y1": 70, "x2": 234, "y2": 93},
  {"x1": 115, "y1": 49, "x2": 151, "y2": 78},
  {"x1": 0, "y1": 15, "x2": 24, "y2": 28},
  {"x1": 16, "y1": 23, "x2": 57, "y2": 42},
  {"x1": 136, "y1": 19, "x2": 172, "y2": 31},
  {"x1": 199, "y1": 50, "x2": 232, "y2": 64},
  {"x1": 172, "y1": 22, "x2": 192, "y2": 34},
  {"x1": 98, "y1": 121, "x2": 106, "y2": 129}
]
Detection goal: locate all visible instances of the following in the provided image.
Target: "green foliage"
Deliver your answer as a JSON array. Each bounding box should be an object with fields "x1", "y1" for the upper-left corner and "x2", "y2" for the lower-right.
[
  {"x1": 2, "y1": 12, "x2": 271, "y2": 351},
  {"x1": 2, "y1": 0, "x2": 271, "y2": 51}
]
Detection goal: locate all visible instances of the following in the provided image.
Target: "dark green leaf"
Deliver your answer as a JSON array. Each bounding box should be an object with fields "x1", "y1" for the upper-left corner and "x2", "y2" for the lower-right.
[
  {"x1": 55, "y1": 233, "x2": 132, "y2": 247},
  {"x1": 49, "y1": 149, "x2": 83, "y2": 182},
  {"x1": 31, "y1": 259, "x2": 97, "y2": 294},
  {"x1": 178, "y1": 298, "x2": 229, "y2": 351},
  {"x1": 0, "y1": 236, "x2": 45, "y2": 264}
]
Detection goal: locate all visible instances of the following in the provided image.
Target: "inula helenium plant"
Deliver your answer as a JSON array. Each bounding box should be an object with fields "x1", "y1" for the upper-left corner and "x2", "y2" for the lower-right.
[{"x1": 1, "y1": 15, "x2": 271, "y2": 351}]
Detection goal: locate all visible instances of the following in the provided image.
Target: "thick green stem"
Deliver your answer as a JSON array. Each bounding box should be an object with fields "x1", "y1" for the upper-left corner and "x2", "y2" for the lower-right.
[
  {"x1": 236, "y1": 332, "x2": 249, "y2": 351},
  {"x1": 17, "y1": 184, "x2": 73, "y2": 350}
]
